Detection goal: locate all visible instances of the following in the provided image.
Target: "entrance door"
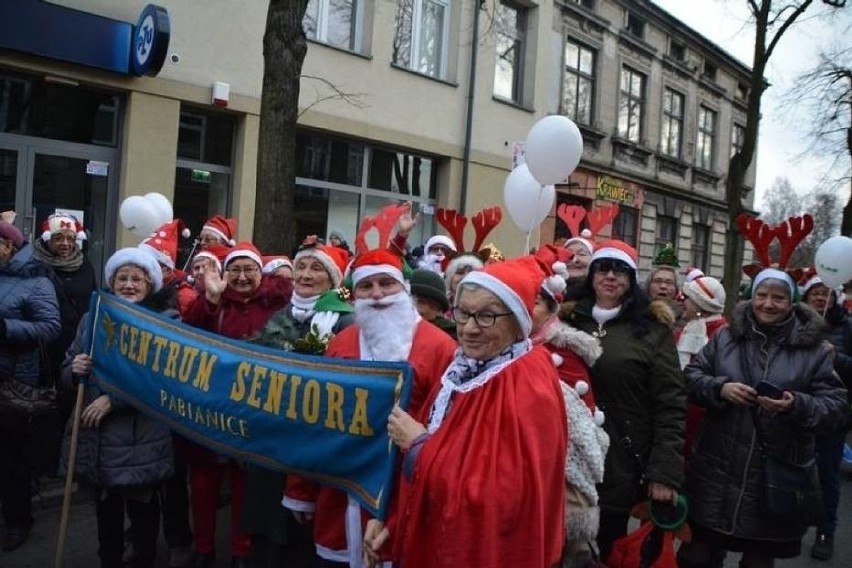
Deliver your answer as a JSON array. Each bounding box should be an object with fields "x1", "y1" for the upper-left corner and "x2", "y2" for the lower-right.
[{"x1": 0, "y1": 136, "x2": 117, "y2": 280}]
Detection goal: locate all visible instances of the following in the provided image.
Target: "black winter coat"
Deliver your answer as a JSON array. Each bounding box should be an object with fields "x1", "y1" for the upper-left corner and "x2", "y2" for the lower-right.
[
  {"x1": 563, "y1": 298, "x2": 685, "y2": 514},
  {"x1": 685, "y1": 302, "x2": 847, "y2": 542},
  {"x1": 823, "y1": 304, "x2": 852, "y2": 389},
  {"x1": 44, "y1": 258, "x2": 97, "y2": 384}
]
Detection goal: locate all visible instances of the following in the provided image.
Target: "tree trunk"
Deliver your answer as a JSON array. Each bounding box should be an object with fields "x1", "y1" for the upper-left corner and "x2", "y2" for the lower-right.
[
  {"x1": 253, "y1": 0, "x2": 309, "y2": 255},
  {"x1": 842, "y1": 123, "x2": 852, "y2": 236}
]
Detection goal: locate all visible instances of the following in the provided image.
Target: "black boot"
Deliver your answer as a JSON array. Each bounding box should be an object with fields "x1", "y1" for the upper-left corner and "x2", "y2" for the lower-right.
[
  {"x1": 2, "y1": 518, "x2": 33, "y2": 551},
  {"x1": 811, "y1": 531, "x2": 834, "y2": 561}
]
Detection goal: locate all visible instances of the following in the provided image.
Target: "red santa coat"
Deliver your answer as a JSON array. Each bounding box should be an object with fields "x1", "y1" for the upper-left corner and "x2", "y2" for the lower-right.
[
  {"x1": 393, "y1": 345, "x2": 567, "y2": 568},
  {"x1": 283, "y1": 319, "x2": 457, "y2": 564}
]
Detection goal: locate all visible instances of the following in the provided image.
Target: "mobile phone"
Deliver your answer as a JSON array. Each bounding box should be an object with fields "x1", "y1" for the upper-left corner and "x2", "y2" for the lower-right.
[{"x1": 755, "y1": 381, "x2": 784, "y2": 400}]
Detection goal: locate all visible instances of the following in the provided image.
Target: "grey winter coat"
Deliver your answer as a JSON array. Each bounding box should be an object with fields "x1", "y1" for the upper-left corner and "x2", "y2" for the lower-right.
[
  {"x1": 685, "y1": 302, "x2": 847, "y2": 542},
  {"x1": 58, "y1": 292, "x2": 176, "y2": 489},
  {"x1": 0, "y1": 242, "x2": 61, "y2": 385}
]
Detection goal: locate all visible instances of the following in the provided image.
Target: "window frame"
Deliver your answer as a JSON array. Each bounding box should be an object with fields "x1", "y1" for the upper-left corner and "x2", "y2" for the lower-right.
[
  {"x1": 691, "y1": 223, "x2": 711, "y2": 272},
  {"x1": 562, "y1": 38, "x2": 596, "y2": 125},
  {"x1": 492, "y1": 0, "x2": 527, "y2": 103},
  {"x1": 392, "y1": 0, "x2": 451, "y2": 79},
  {"x1": 618, "y1": 66, "x2": 646, "y2": 143},
  {"x1": 304, "y1": 0, "x2": 362, "y2": 52},
  {"x1": 655, "y1": 214, "x2": 678, "y2": 249},
  {"x1": 668, "y1": 39, "x2": 685, "y2": 62},
  {"x1": 624, "y1": 11, "x2": 645, "y2": 40},
  {"x1": 695, "y1": 105, "x2": 717, "y2": 170},
  {"x1": 660, "y1": 87, "x2": 684, "y2": 159},
  {"x1": 612, "y1": 206, "x2": 639, "y2": 247},
  {"x1": 731, "y1": 123, "x2": 746, "y2": 158}
]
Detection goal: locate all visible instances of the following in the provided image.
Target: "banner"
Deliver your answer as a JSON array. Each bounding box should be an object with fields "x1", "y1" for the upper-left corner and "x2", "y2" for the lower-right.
[{"x1": 85, "y1": 291, "x2": 412, "y2": 518}]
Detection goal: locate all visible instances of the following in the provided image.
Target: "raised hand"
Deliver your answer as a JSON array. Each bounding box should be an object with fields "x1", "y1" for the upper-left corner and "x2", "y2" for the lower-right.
[
  {"x1": 396, "y1": 202, "x2": 421, "y2": 238},
  {"x1": 204, "y1": 267, "x2": 227, "y2": 304}
]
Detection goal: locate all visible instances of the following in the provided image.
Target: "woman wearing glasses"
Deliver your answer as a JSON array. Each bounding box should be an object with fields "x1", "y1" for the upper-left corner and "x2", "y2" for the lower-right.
[
  {"x1": 560, "y1": 240, "x2": 685, "y2": 562},
  {"x1": 182, "y1": 242, "x2": 293, "y2": 568},
  {"x1": 364, "y1": 256, "x2": 567, "y2": 568}
]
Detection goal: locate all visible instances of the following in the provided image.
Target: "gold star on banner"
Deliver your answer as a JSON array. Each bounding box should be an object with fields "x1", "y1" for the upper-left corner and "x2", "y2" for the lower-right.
[{"x1": 102, "y1": 313, "x2": 116, "y2": 351}]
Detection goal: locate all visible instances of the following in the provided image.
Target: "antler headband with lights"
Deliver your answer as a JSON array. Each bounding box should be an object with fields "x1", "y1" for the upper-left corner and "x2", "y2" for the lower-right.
[
  {"x1": 736, "y1": 213, "x2": 814, "y2": 282},
  {"x1": 434, "y1": 206, "x2": 503, "y2": 256}
]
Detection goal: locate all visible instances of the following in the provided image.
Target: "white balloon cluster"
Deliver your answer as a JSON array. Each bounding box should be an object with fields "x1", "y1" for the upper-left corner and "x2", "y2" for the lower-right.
[
  {"x1": 814, "y1": 235, "x2": 852, "y2": 289},
  {"x1": 503, "y1": 115, "x2": 584, "y2": 246},
  {"x1": 119, "y1": 192, "x2": 174, "y2": 238}
]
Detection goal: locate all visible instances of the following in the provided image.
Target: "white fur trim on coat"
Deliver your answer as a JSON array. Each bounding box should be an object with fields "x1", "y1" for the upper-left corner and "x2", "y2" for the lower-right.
[{"x1": 544, "y1": 321, "x2": 602, "y2": 368}]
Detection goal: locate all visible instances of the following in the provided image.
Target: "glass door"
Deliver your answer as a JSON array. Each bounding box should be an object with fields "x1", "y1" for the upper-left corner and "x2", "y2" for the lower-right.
[{"x1": 0, "y1": 145, "x2": 26, "y2": 219}]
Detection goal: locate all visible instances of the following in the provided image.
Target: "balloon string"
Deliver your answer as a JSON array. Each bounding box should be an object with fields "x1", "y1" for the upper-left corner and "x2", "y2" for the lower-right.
[
  {"x1": 823, "y1": 289, "x2": 831, "y2": 319},
  {"x1": 524, "y1": 231, "x2": 531, "y2": 253}
]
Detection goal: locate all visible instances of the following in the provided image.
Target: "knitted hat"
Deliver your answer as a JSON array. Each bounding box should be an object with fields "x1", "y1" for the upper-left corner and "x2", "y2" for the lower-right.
[
  {"x1": 444, "y1": 253, "x2": 485, "y2": 292},
  {"x1": 565, "y1": 229, "x2": 594, "y2": 256},
  {"x1": 424, "y1": 235, "x2": 457, "y2": 255},
  {"x1": 753, "y1": 267, "x2": 796, "y2": 298},
  {"x1": 682, "y1": 276, "x2": 726, "y2": 314},
  {"x1": 293, "y1": 245, "x2": 348, "y2": 288},
  {"x1": 138, "y1": 219, "x2": 191, "y2": 270},
  {"x1": 351, "y1": 249, "x2": 407, "y2": 287},
  {"x1": 459, "y1": 255, "x2": 545, "y2": 338},
  {"x1": 590, "y1": 240, "x2": 638, "y2": 271},
  {"x1": 0, "y1": 222, "x2": 24, "y2": 249},
  {"x1": 224, "y1": 241, "x2": 263, "y2": 269},
  {"x1": 105, "y1": 247, "x2": 163, "y2": 292},
  {"x1": 41, "y1": 213, "x2": 86, "y2": 243},
  {"x1": 262, "y1": 255, "x2": 293, "y2": 275},
  {"x1": 683, "y1": 266, "x2": 705, "y2": 284},
  {"x1": 192, "y1": 244, "x2": 228, "y2": 273},
  {"x1": 201, "y1": 215, "x2": 237, "y2": 246},
  {"x1": 410, "y1": 269, "x2": 450, "y2": 311}
]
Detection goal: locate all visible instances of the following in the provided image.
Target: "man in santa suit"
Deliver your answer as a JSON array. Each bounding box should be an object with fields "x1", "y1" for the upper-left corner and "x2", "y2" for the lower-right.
[{"x1": 283, "y1": 249, "x2": 457, "y2": 567}]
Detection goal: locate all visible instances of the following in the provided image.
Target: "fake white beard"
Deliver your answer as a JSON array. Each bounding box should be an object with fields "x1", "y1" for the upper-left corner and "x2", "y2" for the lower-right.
[
  {"x1": 417, "y1": 253, "x2": 444, "y2": 275},
  {"x1": 354, "y1": 291, "x2": 418, "y2": 361}
]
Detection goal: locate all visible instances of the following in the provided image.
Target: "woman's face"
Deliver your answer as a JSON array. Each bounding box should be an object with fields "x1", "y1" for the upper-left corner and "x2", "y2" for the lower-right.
[
  {"x1": 225, "y1": 259, "x2": 262, "y2": 296},
  {"x1": 294, "y1": 256, "x2": 332, "y2": 297},
  {"x1": 591, "y1": 260, "x2": 631, "y2": 308},
  {"x1": 455, "y1": 287, "x2": 521, "y2": 361},
  {"x1": 752, "y1": 281, "x2": 793, "y2": 325},
  {"x1": 199, "y1": 229, "x2": 225, "y2": 247},
  {"x1": 682, "y1": 297, "x2": 700, "y2": 321},
  {"x1": 448, "y1": 266, "x2": 474, "y2": 300},
  {"x1": 531, "y1": 294, "x2": 556, "y2": 333},
  {"x1": 111, "y1": 265, "x2": 151, "y2": 303},
  {"x1": 804, "y1": 284, "x2": 832, "y2": 313},
  {"x1": 648, "y1": 268, "x2": 678, "y2": 301},
  {"x1": 566, "y1": 243, "x2": 591, "y2": 279},
  {"x1": 47, "y1": 230, "x2": 77, "y2": 258}
]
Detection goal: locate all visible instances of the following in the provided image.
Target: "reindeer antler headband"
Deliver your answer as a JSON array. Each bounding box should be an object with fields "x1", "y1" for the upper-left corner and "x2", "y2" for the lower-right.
[
  {"x1": 556, "y1": 202, "x2": 620, "y2": 242},
  {"x1": 736, "y1": 213, "x2": 814, "y2": 281},
  {"x1": 434, "y1": 206, "x2": 503, "y2": 254}
]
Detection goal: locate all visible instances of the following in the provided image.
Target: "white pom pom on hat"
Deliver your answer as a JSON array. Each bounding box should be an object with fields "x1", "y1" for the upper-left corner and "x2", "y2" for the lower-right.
[{"x1": 575, "y1": 380, "x2": 589, "y2": 395}]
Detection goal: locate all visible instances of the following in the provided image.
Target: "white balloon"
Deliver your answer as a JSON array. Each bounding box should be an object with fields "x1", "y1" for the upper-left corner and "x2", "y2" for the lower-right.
[
  {"x1": 814, "y1": 236, "x2": 852, "y2": 289},
  {"x1": 144, "y1": 192, "x2": 173, "y2": 226},
  {"x1": 119, "y1": 196, "x2": 161, "y2": 238},
  {"x1": 524, "y1": 115, "x2": 584, "y2": 186},
  {"x1": 503, "y1": 164, "x2": 555, "y2": 232}
]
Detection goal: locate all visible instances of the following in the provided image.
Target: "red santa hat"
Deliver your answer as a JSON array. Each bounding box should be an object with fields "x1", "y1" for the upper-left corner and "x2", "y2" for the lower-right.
[
  {"x1": 138, "y1": 220, "x2": 191, "y2": 270},
  {"x1": 192, "y1": 244, "x2": 228, "y2": 274},
  {"x1": 293, "y1": 245, "x2": 348, "y2": 288},
  {"x1": 41, "y1": 213, "x2": 86, "y2": 242},
  {"x1": 459, "y1": 255, "x2": 545, "y2": 338},
  {"x1": 350, "y1": 249, "x2": 407, "y2": 288},
  {"x1": 564, "y1": 228, "x2": 594, "y2": 256},
  {"x1": 224, "y1": 241, "x2": 263, "y2": 269},
  {"x1": 424, "y1": 235, "x2": 458, "y2": 255},
  {"x1": 201, "y1": 215, "x2": 237, "y2": 246},
  {"x1": 534, "y1": 245, "x2": 572, "y2": 303},
  {"x1": 683, "y1": 266, "x2": 705, "y2": 284},
  {"x1": 589, "y1": 239, "x2": 639, "y2": 277},
  {"x1": 262, "y1": 255, "x2": 293, "y2": 275}
]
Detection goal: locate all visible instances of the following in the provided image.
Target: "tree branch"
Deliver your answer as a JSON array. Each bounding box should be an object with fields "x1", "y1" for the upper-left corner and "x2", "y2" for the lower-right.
[
  {"x1": 765, "y1": 0, "x2": 813, "y2": 61},
  {"x1": 298, "y1": 74, "x2": 369, "y2": 118}
]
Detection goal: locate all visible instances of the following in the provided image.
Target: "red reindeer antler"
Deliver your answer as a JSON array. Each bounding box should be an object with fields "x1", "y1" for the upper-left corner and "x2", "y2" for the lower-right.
[
  {"x1": 354, "y1": 218, "x2": 374, "y2": 255},
  {"x1": 775, "y1": 214, "x2": 814, "y2": 269},
  {"x1": 471, "y1": 207, "x2": 503, "y2": 253},
  {"x1": 735, "y1": 214, "x2": 774, "y2": 268},
  {"x1": 556, "y1": 204, "x2": 586, "y2": 237},
  {"x1": 435, "y1": 208, "x2": 468, "y2": 253},
  {"x1": 586, "y1": 203, "x2": 620, "y2": 237},
  {"x1": 355, "y1": 203, "x2": 407, "y2": 254}
]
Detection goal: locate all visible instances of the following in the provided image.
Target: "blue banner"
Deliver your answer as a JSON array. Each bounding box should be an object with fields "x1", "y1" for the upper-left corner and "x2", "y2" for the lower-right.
[{"x1": 85, "y1": 291, "x2": 412, "y2": 518}]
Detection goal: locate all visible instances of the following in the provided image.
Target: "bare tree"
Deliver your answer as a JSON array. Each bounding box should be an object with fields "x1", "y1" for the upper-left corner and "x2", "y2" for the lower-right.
[
  {"x1": 722, "y1": 0, "x2": 846, "y2": 313},
  {"x1": 253, "y1": 0, "x2": 310, "y2": 256}
]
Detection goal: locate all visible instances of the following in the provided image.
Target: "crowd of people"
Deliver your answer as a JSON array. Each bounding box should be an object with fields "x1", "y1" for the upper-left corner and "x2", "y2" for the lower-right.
[{"x1": 0, "y1": 206, "x2": 850, "y2": 568}]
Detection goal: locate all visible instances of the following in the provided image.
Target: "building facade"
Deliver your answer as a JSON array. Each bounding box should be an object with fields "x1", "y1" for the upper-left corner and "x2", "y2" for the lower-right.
[{"x1": 0, "y1": 0, "x2": 755, "y2": 278}]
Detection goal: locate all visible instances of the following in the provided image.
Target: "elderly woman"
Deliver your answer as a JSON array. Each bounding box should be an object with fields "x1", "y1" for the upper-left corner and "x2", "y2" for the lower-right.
[
  {"x1": 563, "y1": 231, "x2": 594, "y2": 300},
  {"x1": 443, "y1": 253, "x2": 484, "y2": 305},
  {"x1": 60, "y1": 248, "x2": 175, "y2": 568},
  {"x1": 560, "y1": 240, "x2": 685, "y2": 561},
  {"x1": 183, "y1": 242, "x2": 293, "y2": 568},
  {"x1": 0, "y1": 221, "x2": 61, "y2": 552},
  {"x1": 365, "y1": 256, "x2": 567, "y2": 568},
  {"x1": 683, "y1": 269, "x2": 847, "y2": 568}
]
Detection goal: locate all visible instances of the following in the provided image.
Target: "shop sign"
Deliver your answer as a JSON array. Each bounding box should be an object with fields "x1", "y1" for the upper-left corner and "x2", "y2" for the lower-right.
[
  {"x1": 86, "y1": 161, "x2": 109, "y2": 177},
  {"x1": 191, "y1": 169, "x2": 212, "y2": 184},
  {"x1": 597, "y1": 176, "x2": 642, "y2": 206}
]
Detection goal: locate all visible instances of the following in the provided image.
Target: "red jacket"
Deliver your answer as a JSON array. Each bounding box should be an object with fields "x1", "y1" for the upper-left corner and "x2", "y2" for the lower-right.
[{"x1": 283, "y1": 319, "x2": 457, "y2": 564}]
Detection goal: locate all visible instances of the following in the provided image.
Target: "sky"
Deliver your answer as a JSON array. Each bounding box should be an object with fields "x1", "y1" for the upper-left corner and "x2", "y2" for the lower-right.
[{"x1": 652, "y1": 0, "x2": 851, "y2": 210}]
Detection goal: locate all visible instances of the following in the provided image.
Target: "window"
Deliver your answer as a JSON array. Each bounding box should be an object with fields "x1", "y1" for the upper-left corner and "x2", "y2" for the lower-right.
[
  {"x1": 612, "y1": 207, "x2": 638, "y2": 247},
  {"x1": 695, "y1": 106, "x2": 717, "y2": 170},
  {"x1": 392, "y1": 0, "x2": 450, "y2": 79},
  {"x1": 493, "y1": 1, "x2": 527, "y2": 102},
  {"x1": 562, "y1": 40, "x2": 595, "y2": 125},
  {"x1": 656, "y1": 214, "x2": 678, "y2": 249},
  {"x1": 692, "y1": 224, "x2": 710, "y2": 272},
  {"x1": 660, "y1": 88, "x2": 684, "y2": 158},
  {"x1": 304, "y1": 0, "x2": 359, "y2": 51},
  {"x1": 570, "y1": 0, "x2": 595, "y2": 8},
  {"x1": 668, "y1": 40, "x2": 685, "y2": 62},
  {"x1": 624, "y1": 12, "x2": 645, "y2": 39},
  {"x1": 702, "y1": 60, "x2": 717, "y2": 82},
  {"x1": 618, "y1": 67, "x2": 645, "y2": 143},
  {"x1": 731, "y1": 123, "x2": 746, "y2": 158},
  {"x1": 174, "y1": 108, "x2": 235, "y2": 265},
  {"x1": 736, "y1": 82, "x2": 748, "y2": 101}
]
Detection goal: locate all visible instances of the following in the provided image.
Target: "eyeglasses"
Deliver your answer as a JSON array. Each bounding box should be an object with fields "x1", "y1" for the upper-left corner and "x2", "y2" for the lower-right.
[
  {"x1": 651, "y1": 278, "x2": 676, "y2": 287},
  {"x1": 114, "y1": 275, "x2": 149, "y2": 286},
  {"x1": 592, "y1": 259, "x2": 632, "y2": 276},
  {"x1": 226, "y1": 267, "x2": 259, "y2": 276},
  {"x1": 452, "y1": 307, "x2": 514, "y2": 328}
]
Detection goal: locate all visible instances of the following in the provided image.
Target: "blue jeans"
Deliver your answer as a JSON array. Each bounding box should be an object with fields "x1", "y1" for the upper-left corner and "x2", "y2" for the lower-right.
[{"x1": 815, "y1": 428, "x2": 845, "y2": 535}]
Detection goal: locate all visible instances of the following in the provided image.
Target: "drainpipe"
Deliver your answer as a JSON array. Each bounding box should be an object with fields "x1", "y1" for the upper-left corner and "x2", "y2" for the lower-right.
[{"x1": 459, "y1": 0, "x2": 483, "y2": 215}]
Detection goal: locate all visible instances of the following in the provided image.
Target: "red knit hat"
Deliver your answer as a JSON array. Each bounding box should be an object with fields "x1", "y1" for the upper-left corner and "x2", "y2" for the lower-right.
[
  {"x1": 224, "y1": 241, "x2": 263, "y2": 269},
  {"x1": 192, "y1": 244, "x2": 228, "y2": 273},
  {"x1": 138, "y1": 220, "x2": 191, "y2": 269},
  {"x1": 41, "y1": 213, "x2": 86, "y2": 243},
  {"x1": 590, "y1": 239, "x2": 639, "y2": 271},
  {"x1": 350, "y1": 249, "x2": 406, "y2": 286},
  {"x1": 459, "y1": 255, "x2": 545, "y2": 337},
  {"x1": 201, "y1": 215, "x2": 237, "y2": 246},
  {"x1": 293, "y1": 245, "x2": 349, "y2": 288}
]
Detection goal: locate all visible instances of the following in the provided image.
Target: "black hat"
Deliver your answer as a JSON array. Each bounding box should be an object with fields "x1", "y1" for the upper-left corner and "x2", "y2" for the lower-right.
[{"x1": 410, "y1": 269, "x2": 450, "y2": 312}]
